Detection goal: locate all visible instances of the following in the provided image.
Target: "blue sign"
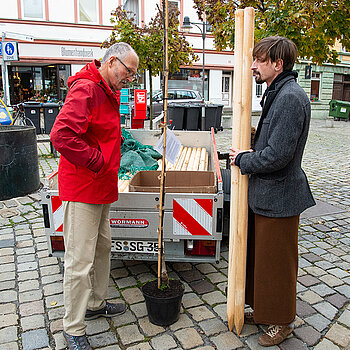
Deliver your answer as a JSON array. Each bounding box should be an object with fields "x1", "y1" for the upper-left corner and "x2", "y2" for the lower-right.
[{"x1": 1, "y1": 41, "x2": 19, "y2": 61}]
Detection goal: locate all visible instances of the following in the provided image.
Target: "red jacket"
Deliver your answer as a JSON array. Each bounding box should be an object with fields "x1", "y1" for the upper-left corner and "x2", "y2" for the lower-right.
[{"x1": 50, "y1": 60, "x2": 121, "y2": 204}]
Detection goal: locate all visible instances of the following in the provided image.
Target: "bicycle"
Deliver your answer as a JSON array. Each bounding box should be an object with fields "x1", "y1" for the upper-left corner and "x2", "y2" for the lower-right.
[{"x1": 11, "y1": 103, "x2": 35, "y2": 127}]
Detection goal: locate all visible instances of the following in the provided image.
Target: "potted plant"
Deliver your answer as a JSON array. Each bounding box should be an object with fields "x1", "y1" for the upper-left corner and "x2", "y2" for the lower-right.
[{"x1": 141, "y1": 0, "x2": 184, "y2": 326}]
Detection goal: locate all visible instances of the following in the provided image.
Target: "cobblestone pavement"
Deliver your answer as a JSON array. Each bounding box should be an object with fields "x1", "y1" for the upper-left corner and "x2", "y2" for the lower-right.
[{"x1": 0, "y1": 118, "x2": 349, "y2": 350}]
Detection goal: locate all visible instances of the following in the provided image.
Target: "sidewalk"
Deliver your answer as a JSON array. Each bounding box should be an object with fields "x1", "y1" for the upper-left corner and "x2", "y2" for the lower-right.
[{"x1": 0, "y1": 118, "x2": 349, "y2": 350}]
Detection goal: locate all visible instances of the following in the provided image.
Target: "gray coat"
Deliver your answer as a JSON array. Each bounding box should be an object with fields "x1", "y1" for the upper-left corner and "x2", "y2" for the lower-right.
[{"x1": 238, "y1": 74, "x2": 316, "y2": 217}]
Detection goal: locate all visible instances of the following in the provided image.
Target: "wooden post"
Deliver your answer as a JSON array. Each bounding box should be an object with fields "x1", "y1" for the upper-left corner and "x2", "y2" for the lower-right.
[{"x1": 227, "y1": 7, "x2": 254, "y2": 335}]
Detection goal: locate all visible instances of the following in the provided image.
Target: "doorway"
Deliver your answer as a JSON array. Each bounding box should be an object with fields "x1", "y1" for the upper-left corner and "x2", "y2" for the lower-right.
[{"x1": 222, "y1": 72, "x2": 232, "y2": 107}]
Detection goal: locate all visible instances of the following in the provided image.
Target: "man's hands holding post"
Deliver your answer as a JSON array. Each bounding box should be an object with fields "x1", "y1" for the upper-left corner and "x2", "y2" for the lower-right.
[{"x1": 229, "y1": 148, "x2": 253, "y2": 166}]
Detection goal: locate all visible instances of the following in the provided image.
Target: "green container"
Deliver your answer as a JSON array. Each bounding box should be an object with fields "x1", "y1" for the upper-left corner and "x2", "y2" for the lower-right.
[{"x1": 329, "y1": 99, "x2": 350, "y2": 120}]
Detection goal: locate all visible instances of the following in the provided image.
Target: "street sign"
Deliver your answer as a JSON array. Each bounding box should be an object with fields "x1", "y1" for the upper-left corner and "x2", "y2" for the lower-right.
[{"x1": 1, "y1": 41, "x2": 19, "y2": 61}]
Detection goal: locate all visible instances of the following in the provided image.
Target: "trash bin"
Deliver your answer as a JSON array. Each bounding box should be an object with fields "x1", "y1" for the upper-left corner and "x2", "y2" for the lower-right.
[
  {"x1": 43, "y1": 102, "x2": 60, "y2": 134},
  {"x1": 204, "y1": 104, "x2": 218, "y2": 131},
  {"x1": 184, "y1": 103, "x2": 202, "y2": 130},
  {"x1": 23, "y1": 102, "x2": 42, "y2": 134},
  {"x1": 329, "y1": 99, "x2": 350, "y2": 121},
  {"x1": 215, "y1": 104, "x2": 224, "y2": 131},
  {"x1": 167, "y1": 103, "x2": 185, "y2": 130}
]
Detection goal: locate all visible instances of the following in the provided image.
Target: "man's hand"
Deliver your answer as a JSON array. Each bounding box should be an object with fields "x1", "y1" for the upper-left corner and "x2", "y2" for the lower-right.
[{"x1": 229, "y1": 147, "x2": 253, "y2": 165}]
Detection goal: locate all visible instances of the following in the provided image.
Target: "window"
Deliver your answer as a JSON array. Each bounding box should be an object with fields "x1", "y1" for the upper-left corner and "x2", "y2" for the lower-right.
[
  {"x1": 22, "y1": 0, "x2": 44, "y2": 19},
  {"x1": 176, "y1": 90, "x2": 193, "y2": 99},
  {"x1": 310, "y1": 72, "x2": 321, "y2": 101},
  {"x1": 256, "y1": 84, "x2": 263, "y2": 97},
  {"x1": 123, "y1": 0, "x2": 139, "y2": 24},
  {"x1": 79, "y1": 0, "x2": 97, "y2": 23}
]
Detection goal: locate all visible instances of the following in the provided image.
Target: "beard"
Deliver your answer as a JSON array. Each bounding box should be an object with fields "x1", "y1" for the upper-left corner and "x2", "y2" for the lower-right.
[{"x1": 253, "y1": 72, "x2": 264, "y2": 85}]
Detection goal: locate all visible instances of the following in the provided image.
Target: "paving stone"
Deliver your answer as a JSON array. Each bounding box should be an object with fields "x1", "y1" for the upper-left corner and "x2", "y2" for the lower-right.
[
  {"x1": 89, "y1": 332, "x2": 119, "y2": 348},
  {"x1": 302, "y1": 252, "x2": 323, "y2": 263},
  {"x1": 189, "y1": 280, "x2": 215, "y2": 294},
  {"x1": 22, "y1": 329, "x2": 49, "y2": 350},
  {"x1": 338, "y1": 309, "x2": 350, "y2": 327},
  {"x1": 198, "y1": 317, "x2": 227, "y2": 336},
  {"x1": 325, "y1": 323, "x2": 350, "y2": 348},
  {"x1": 19, "y1": 300, "x2": 45, "y2": 317},
  {"x1": 296, "y1": 300, "x2": 316, "y2": 318},
  {"x1": 0, "y1": 290, "x2": 17, "y2": 303},
  {"x1": 187, "y1": 305, "x2": 215, "y2": 322},
  {"x1": 47, "y1": 307, "x2": 65, "y2": 321},
  {"x1": 126, "y1": 343, "x2": 150, "y2": 350},
  {"x1": 279, "y1": 337, "x2": 308, "y2": 350},
  {"x1": 304, "y1": 266, "x2": 327, "y2": 277},
  {"x1": 21, "y1": 314, "x2": 45, "y2": 332},
  {"x1": 41, "y1": 274, "x2": 62, "y2": 285},
  {"x1": 0, "y1": 313, "x2": 18, "y2": 329},
  {"x1": 130, "y1": 302, "x2": 147, "y2": 318},
  {"x1": 325, "y1": 293, "x2": 349, "y2": 309},
  {"x1": 201, "y1": 290, "x2": 226, "y2": 305},
  {"x1": 310, "y1": 283, "x2": 335, "y2": 297},
  {"x1": 319, "y1": 273, "x2": 343, "y2": 287},
  {"x1": 17, "y1": 254, "x2": 35, "y2": 264},
  {"x1": 298, "y1": 275, "x2": 320, "y2": 287},
  {"x1": 110, "y1": 268, "x2": 129, "y2": 279},
  {"x1": 293, "y1": 325, "x2": 322, "y2": 346},
  {"x1": 117, "y1": 324, "x2": 144, "y2": 345},
  {"x1": 0, "y1": 272, "x2": 15, "y2": 283},
  {"x1": 115, "y1": 276, "x2": 137, "y2": 289},
  {"x1": 313, "y1": 301, "x2": 338, "y2": 320},
  {"x1": 150, "y1": 334, "x2": 177, "y2": 350},
  {"x1": 19, "y1": 289, "x2": 43, "y2": 303},
  {"x1": 0, "y1": 247, "x2": 13, "y2": 257},
  {"x1": 328, "y1": 267, "x2": 349, "y2": 279},
  {"x1": 196, "y1": 263, "x2": 217, "y2": 274},
  {"x1": 49, "y1": 319, "x2": 63, "y2": 334},
  {"x1": 213, "y1": 303, "x2": 227, "y2": 322},
  {"x1": 43, "y1": 282, "x2": 63, "y2": 296},
  {"x1": 0, "y1": 255, "x2": 14, "y2": 264},
  {"x1": 18, "y1": 270, "x2": 39, "y2": 281},
  {"x1": 136, "y1": 273, "x2": 155, "y2": 284},
  {"x1": 0, "y1": 326, "x2": 17, "y2": 343},
  {"x1": 172, "y1": 262, "x2": 192, "y2": 272},
  {"x1": 128, "y1": 263, "x2": 150, "y2": 275},
  {"x1": 174, "y1": 327, "x2": 204, "y2": 349},
  {"x1": 111, "y1": 309, "x2": 137, "y2": 327},
  {"x1": 0, "y1": 342, "x2": 18, "y2": 350},
  {"x1": 0, "y1": 280, "x2": 15, "y2": 291},
  {"x1": 86, "y1": 318, "x2": 110, "y2": 336},
  {"x1": 313, "y1": 338, "x2": 340, "y2": 350},
  {"x1": 314, "y1": 260, "x2": 335, "y2": 270},
  {"x1": 0, "y1": 303, "x2": 16, "y2": 315},
  {"x1": 40, "y1": 265, "x2": 60, "y2": 276},
  {"x1": 45, "y1": 294, "x2": 64, "y2": 309},
  {"x1": 179, "y1": 269, "x2": 204, "y2": 283},
  {"x1": 298, "y1": 290, "x2": 323, "y2": 304},
  {"x1": 211, "y1": 331, "x2": 243, "y2": 350},
  {"x1": 169, "y1": 313, "x2": 194, "y2": 331},
  {"x1": 304, "y1": 313, "x2": 331, "y2": 332},
  {"x1": 335, "y1": 284, "x2": 350, "y2": 298},
  {"x1": 206, "y1": 272, "x2": 227, "y2": 284},
  {"x1": 182, "y1": 293, "x2": 203, "y2": 309},
  {"x1": 122, "y1": 287, "x2": 144, "y2": 304},
  {"x1": 139, "y1": 316, "x2": 165, "y2": 336}
]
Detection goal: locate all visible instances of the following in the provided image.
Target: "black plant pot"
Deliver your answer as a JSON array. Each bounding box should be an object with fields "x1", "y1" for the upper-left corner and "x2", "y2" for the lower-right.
[{"x1": 141, "y1": 279, "x2": 184, "y2": 326}]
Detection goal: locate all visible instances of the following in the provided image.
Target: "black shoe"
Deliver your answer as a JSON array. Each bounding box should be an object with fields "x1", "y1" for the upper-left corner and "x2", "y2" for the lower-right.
[
  {"x1": 85, "y1": 302, "x2": 126, "y2": 320},
  {"x1": 63, "y1": 331, "x2": 92, "y2": 350}
]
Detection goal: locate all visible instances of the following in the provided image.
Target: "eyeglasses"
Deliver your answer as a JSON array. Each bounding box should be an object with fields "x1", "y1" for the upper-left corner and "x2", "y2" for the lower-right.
[{"x1": 115, "y1": 56, "x2": 139, "y2": 79}]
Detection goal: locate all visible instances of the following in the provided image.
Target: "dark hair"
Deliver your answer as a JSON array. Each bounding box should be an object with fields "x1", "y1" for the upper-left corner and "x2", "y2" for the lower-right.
[{"x1": 253, "y1": 36, "x2": 297, "y2": 71}]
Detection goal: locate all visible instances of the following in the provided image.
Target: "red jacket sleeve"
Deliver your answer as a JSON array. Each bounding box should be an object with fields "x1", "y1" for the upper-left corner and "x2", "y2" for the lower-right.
[{"x1": 50, "y1": 80, "x2": 104, "y2": 173}]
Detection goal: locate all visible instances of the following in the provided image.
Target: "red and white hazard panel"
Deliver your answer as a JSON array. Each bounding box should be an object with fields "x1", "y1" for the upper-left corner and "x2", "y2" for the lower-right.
[
  {"x1": 173, "y1": 198, "x2": 213, "y2": 236},
  {"x1": 51, "y1": 196, "x2": 63, "y2": 233}
]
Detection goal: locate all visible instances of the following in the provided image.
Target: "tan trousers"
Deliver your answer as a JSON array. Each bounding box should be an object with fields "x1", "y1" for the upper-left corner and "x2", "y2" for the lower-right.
[{"x1": 62, "y1": 201, "x2": 111, "y2": 336}]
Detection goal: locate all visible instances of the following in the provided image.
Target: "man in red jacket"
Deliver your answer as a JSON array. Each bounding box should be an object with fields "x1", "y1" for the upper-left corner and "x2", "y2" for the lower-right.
[{"x1": 51, "y1": 42, "x2": 139, "y2": 350}]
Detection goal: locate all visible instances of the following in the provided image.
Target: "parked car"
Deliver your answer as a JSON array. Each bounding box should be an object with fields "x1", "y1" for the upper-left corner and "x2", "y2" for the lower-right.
[{"x1": 147, "y1": 89, "x2": 202, "y2": 118}]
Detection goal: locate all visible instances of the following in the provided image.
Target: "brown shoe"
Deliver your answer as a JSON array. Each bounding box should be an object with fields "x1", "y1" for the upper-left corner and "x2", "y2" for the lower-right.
[
  {"x1": 244, "y1": 311, "x2": 256, "y2": 325},
  {"x1": 258, "y1": 325, "x2": 294, "y2": 346}
]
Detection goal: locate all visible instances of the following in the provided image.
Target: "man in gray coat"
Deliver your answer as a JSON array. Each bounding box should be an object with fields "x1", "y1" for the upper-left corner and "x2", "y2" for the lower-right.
[{"x1": 230, "y1": 36, "x2": 315, "y2": 346}]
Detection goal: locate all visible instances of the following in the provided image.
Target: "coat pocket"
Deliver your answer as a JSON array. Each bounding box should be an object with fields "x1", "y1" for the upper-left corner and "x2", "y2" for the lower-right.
[{"x1": 253, "y1": 176, "x2": 286, "y2": 214}]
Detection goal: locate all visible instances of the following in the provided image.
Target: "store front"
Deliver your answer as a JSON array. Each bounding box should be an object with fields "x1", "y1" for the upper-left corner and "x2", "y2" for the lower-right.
[
  {"x1": 7, "y1": 64, "x2": 71, "y2": 105},
  {"x1": 169, "y1": 68, "x2": 209, "y2": 101}
]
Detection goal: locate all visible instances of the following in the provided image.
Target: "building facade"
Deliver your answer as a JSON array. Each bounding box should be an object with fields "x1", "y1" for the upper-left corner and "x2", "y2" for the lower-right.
[{"x1": 1, "y1": 0, "x2": 349, "y2": 118}]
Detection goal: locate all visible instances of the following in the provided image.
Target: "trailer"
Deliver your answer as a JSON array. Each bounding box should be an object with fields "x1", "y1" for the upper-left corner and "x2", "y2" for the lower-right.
[{"x1": 41, "y1": 129, "x2": 225, "y2": 263}]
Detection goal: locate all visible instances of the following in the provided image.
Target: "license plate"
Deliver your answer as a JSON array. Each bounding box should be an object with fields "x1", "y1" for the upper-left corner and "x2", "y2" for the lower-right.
[{"x1": 111, "y1": 240, "x2": 158, "y2": 254}]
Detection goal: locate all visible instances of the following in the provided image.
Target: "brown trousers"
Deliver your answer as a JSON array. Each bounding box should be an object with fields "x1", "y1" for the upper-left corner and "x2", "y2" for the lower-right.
[{"x1": 245, "y1": 209, "x2": 299, "y2": 326}]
